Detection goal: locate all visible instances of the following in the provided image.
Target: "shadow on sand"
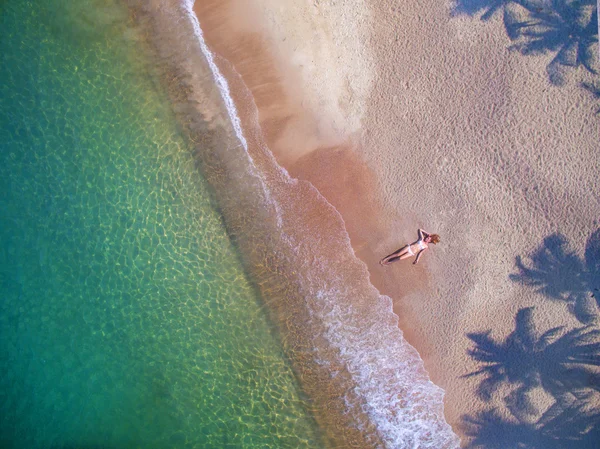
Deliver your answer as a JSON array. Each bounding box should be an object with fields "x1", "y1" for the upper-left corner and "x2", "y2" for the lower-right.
[
  {"x1": 461, "y1": 305, "x2": 600, "y2": 448},
  {"x1": 581, "y1": 80, "x2": 600, "y2": 113},
  {"x1": 452, "y1": 0, "x2": 599, "y2": 106},
  {"x1": 462, "y1": 402, "x2": 600, "y2": 449},
  {"x1": 510, "y1": 229, "x2": 600, "y2": 324}
]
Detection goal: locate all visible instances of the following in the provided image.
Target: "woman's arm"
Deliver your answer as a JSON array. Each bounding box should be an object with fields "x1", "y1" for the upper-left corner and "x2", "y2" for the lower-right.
[
  {"x1": 418, "y1": 229, "x2": 430, "y2": 240},
  {"x1": 413, "y1": 249, "x2": 425, "y2": 265}
]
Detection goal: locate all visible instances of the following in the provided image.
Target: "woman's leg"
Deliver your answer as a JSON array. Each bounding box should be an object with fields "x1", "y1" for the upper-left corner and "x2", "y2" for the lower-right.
[
  {"x1": 383, "y1": 255, "x2": 403, "y2": 264},
  {"x1": 397, "y1": 251, "x2": 415, "y2": 261},
  {"x1": 380, "y1": 245, "x2": 410, "y2": 265}
]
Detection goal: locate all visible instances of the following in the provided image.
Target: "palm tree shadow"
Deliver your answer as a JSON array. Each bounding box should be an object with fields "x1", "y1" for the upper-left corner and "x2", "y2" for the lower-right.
[
  {"x1": 462, "y1": 401, "x2": 600, "y2": 449},
  {"x1": 462, "y1": 305, "x2": 600, "y2": 448},
  {"x1": 510, "y1": 230, "x2": 600, "y2": 324},
  {"x1": 462, "y1": 407, "x2": 549, "y2": 449},
  {"x1": 452, "y1": 0, "x2": 599, "y2": 87},
  {"x1": 503, "y1": 0, "x2": 598, "y2": 85},
  {"x1": 463, "y1": 307, "x2": 600, "y2": 416}
]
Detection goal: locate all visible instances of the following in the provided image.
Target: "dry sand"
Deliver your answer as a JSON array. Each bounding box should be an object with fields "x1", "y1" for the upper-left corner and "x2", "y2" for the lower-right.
[{"x1": 193, "y1": 0, "x2": 600, "y2": 446}]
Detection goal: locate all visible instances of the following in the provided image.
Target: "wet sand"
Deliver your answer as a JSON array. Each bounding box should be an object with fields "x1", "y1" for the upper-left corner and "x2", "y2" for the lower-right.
[
  {"x1": 194, "y1": 0, "x2": 434, "y2": 368},
  {"x1": 193, "y1": 0, "x2": 600, "y2": 445}
]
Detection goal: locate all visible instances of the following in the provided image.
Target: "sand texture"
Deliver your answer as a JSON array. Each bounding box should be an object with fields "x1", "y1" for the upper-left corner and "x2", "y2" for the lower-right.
[{"x1": 192, "y1": 0, "x2": 600, "y2": 447}]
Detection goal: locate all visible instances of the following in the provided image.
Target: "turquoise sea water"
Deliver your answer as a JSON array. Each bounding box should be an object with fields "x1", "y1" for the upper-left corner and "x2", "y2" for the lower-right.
[{"x1": 0, "y1": 1, "x2": 322, "y2": 448}]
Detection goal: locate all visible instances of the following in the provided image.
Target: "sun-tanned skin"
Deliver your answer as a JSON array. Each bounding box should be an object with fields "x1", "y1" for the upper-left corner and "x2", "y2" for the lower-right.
[{"x1": 380, "y1": 229, "x2": 440, "y2": 265}]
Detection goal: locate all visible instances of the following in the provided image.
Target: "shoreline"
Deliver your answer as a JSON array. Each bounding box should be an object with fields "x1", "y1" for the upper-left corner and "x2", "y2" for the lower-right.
[
  {"x1": 191, "y1": 0, "x2": 442, "y2": 375},
  {"x1": 191, "y1": 0, "x2": 373, "y2": 168},
  {"x1": 190, "y1": 0, "x2": 434, "y2": 333},
  {"x1": 192, "y1": 0, "x2": 453, "y2": 427},
  {"x1": 189, "y1": 1, "x2": 460, "y2": 447}
]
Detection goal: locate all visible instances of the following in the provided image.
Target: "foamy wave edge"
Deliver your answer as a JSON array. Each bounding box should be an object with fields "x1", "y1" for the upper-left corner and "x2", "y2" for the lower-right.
[{"x1": 179, "y1": 1, "x2": 461, "y2": 447}]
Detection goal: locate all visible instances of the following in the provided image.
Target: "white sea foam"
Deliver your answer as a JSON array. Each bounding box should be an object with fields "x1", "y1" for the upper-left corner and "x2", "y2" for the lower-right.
[
  {"x1": 293, "y1": 241, "x2": 459, "y2": 448},
  {"x1": 181, "y1": 1, "x2": 460, "y2": 447},
  {"x1": 182, "y1": 0, "x2": 284, "y2": 230}
]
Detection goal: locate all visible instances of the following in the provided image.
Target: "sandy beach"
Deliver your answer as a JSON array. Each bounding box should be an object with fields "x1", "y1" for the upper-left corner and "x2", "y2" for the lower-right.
[{"x1": 193, "y1": 0, "x2": 600, "y2": 446}]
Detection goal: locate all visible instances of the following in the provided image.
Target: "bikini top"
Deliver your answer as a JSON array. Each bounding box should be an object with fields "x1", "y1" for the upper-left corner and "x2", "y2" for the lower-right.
[{"x1": 417, "y1": 240, "x2": 427, "y2": 250}]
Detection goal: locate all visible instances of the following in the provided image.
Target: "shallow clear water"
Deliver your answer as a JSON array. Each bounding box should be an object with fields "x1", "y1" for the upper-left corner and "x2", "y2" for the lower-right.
[{"x1": 0, "y1": 1, "x2": 321, "y2": 448}]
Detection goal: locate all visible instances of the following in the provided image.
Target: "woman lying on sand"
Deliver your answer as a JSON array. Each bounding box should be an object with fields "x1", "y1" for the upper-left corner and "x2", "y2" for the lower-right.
[{"x1": 380, "y1": 229, "x2": 440, "y2": 265}]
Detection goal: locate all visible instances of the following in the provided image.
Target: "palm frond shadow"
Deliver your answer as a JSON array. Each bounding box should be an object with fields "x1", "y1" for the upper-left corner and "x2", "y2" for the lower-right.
[
  {"x1": 504, "y1": 0, "x2": 598, "y2": 85},
  {"x1": 451, "y1": 0, "x2": 514, "y2": 20},
  {"x1": 462, "y1": 305, "x2": 600, "y2": 448},
  {"x1": 463, "y1": 307, "x2": 600, "y2": 414},
  {"x1": 510, "y1": 230, "x2": 600, "y2": 323},
  {"x1": 462, "y1": 400, "x2": 600, "y2": 449},
  {"x1": 581, "y1": 81, "x2": 600, "y2": 113},
  {"x1": 452, "y1": 0, "x2": 599, "y2": 86}
]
